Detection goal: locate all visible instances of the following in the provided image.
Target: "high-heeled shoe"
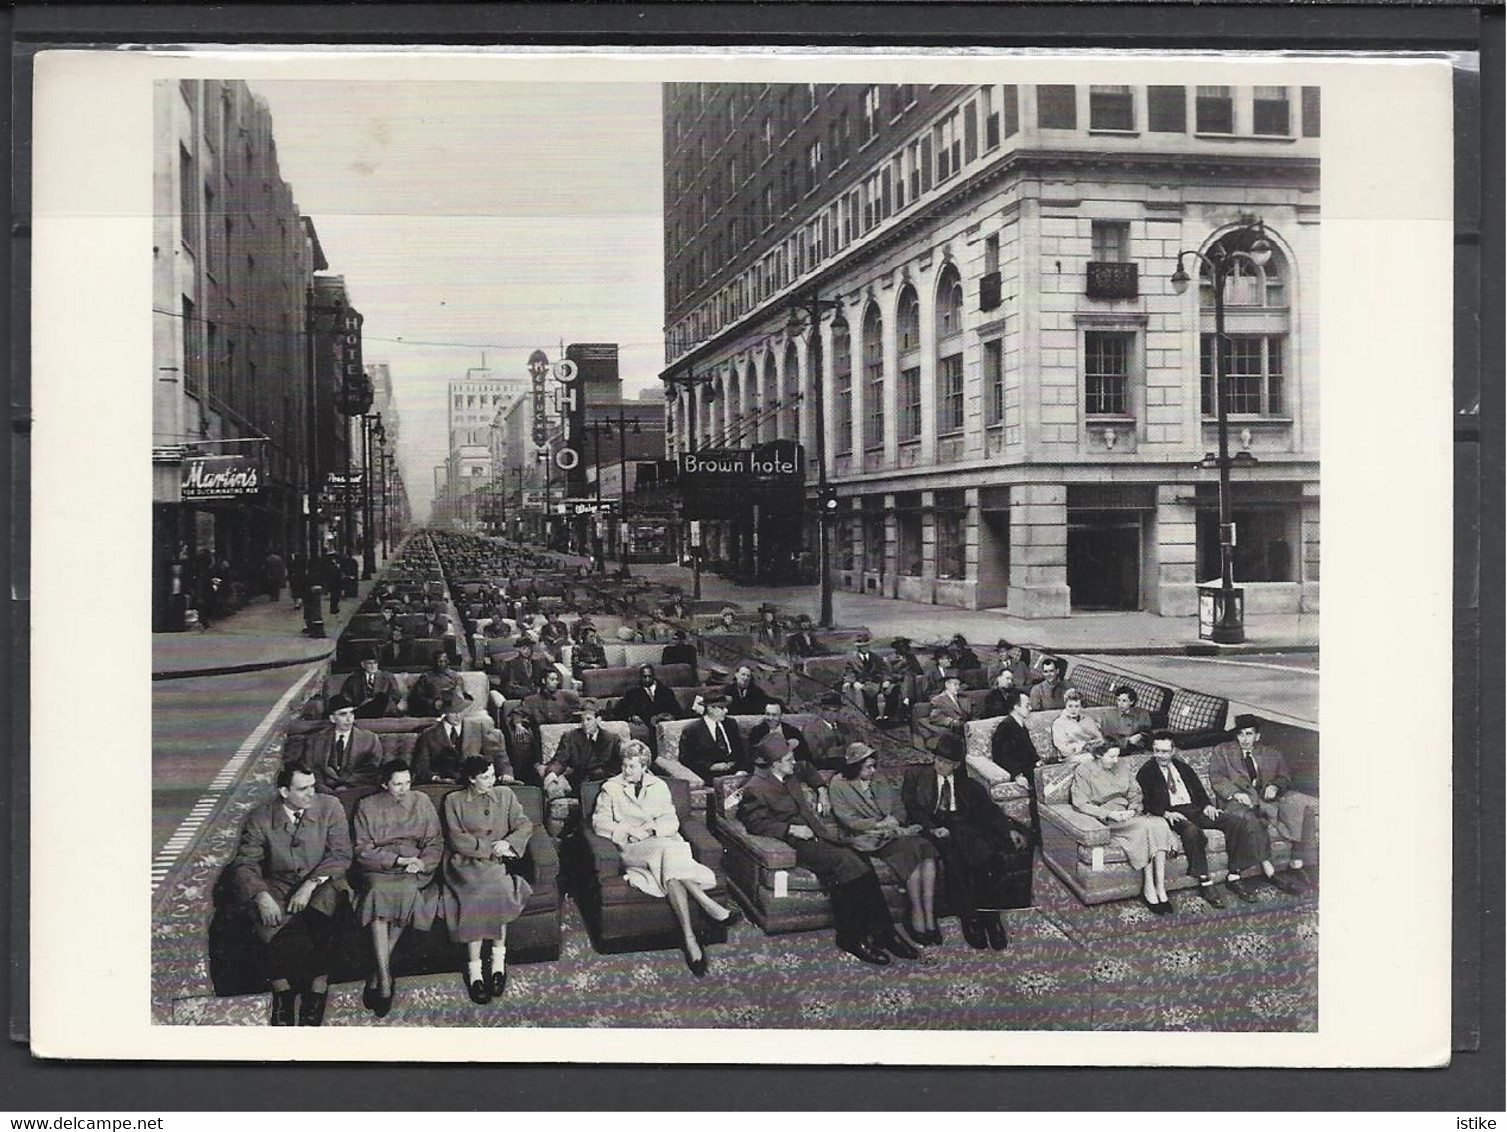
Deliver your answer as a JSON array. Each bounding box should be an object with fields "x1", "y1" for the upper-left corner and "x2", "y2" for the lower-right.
[
  {"x1": 683, "y1": 946, "x2": 708, "y2": 978},
  {"x1": 362, "y1": 983, "x2": 378, "y2": 1011},
  {"x1": 372, "y1": 980, "x2": 395, "y2": 1019}
]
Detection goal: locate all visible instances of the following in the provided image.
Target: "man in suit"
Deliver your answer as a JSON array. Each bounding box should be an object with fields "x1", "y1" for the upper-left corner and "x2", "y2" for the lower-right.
[
  {"x1": 928, "y1": 671, "x2": 973, "y2": 730},
  {"x1": 540, "y1": 699, "x2": 622, "y2": 792},
  {"x1": 1208, "y1": 714, "x2": 1315, "y2": 893},
  {"x1": 379, "y1": 625, "x2": 406, "y2": 670},
  {"x1": 783, "y1": 614, "x2": 826, "y2": 660},
  {"x1": 499, "y1": 638, "x2": 551, "y2": 701},
  {"x1": 1028, "y1": 656, "x2": 1068, "y2": 711},
  {"x1": 222, "y1": 762, "x2": 351, "y2": 1026},
  {"x1": 339, "y1": 650, "x2": 405, "y2": 719},
  {"x1": 1141, "y1": 731, "x2": 1280, "y2": 906},
  {"x1": 737, "y1": 734, "x2": 917, "y2": 966},
  {"x1": 411, "y1": 691, "x2": 512, "y2": 785},
  {"x1": 611, "y1": 664, "x2": 684, "y2": 729},
  {"x1": 844, "y1": 639, "x2": 900, "y2": 723},
  {"x1": 903, "y1": 731, "x2": 1033, "y2": 951},
  {"x1": 660, "y1": 629, "x2": 700, "y2": 682},
  {"x1": 407, "y1": 650, "x2": 463, "y2": 717},
  {"x1": 1103, "y1": 685, "x2": 1155, "y2": 752},
  {"x1": 520, "y1": 668, "x2": 581, "y2": 728},
  {"x1": 295, "y1": 695, "x2": 383, "y2": 794},
  {"x1": 676, "y1": 695, "x2": 744, "y2": 783},
  {"x1": 724, "y1": 664, "x2": 771, "y2": 716},
  {"x1": 743, "y1": 700, "x2": 825, "y2": 772},
  {"x1": 989, "y1": 689, "x2": 1038, "y2": 785}
]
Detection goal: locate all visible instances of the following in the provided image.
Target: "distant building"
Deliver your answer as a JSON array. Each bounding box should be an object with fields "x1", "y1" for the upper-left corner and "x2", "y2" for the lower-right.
[{"x1": 660, "y1": 81, "x2": 1320, "y2": 615}]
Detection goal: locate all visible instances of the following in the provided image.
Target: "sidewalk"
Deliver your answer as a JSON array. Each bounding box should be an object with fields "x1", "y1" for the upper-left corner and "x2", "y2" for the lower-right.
[
  {"x1": 623, "y1": 561, "x2": 1318, "y2": 656},
  {"x1": 152, "y1": 555, "x2": 391, "y2": 680}
]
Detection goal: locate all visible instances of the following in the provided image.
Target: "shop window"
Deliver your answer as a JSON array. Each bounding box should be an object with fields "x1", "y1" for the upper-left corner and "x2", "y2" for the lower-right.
[
  {"x1": 897, "y1": 501, "x2": 924, "y2": 576},
  {"x1": 934, "y1": 492, "x2": 967, "y2": 579},
  {"x1": 1198, "y1": 507, "x2": 1298, "y2": 582}
]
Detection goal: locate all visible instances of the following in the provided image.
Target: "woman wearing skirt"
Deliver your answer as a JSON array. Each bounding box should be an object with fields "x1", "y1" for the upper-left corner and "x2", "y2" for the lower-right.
[
  {"x1": 1070, "y1": 741, "x2": 1180, "y2": 913},
  {"x1": 441, "y1": 755, "x2": 534, "y2": 1005},
  {"x1": 352, "y1": 760, "x2": 443, "y2": 1018},
  {"x1": 590, "y1": 740, "x2": 739, "y2": 977}
]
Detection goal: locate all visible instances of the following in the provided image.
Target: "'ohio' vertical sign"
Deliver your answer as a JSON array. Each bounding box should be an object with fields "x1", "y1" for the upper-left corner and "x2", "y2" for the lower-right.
[{"x1": 552, "y1": 355, "x2": 587, "y2": 497}]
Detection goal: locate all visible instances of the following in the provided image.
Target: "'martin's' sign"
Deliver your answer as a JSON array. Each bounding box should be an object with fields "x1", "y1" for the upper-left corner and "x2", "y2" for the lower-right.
[{"x1": 181, "y1": 453, "x2": 262, "y2": 500}]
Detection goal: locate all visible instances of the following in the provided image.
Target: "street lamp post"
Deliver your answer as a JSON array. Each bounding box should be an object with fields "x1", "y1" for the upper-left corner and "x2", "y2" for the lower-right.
[
  {"x1": 785, "y1": 288, "x2": 848, "y2": 629},
  {"x1": 360, "y1": 412, "x2": 381, "y2": 578},
  {"x1": 1170, "y1": 217, "x2": 1271, "y2": 645},
  {"x1": 661, "y1": 367, "x2": 717, "y2": 599}
]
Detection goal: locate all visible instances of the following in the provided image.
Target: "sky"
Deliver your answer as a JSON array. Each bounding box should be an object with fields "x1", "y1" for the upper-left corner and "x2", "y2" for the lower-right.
[{"x1": 247, "y1": 79, "x2": 666, "y2": 520}]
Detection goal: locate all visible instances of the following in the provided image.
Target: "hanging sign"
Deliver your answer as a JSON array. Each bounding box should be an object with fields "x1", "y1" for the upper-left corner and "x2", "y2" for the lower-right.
[{"x1": 181, "y1": 453, "x2": 262, "y2": 500}]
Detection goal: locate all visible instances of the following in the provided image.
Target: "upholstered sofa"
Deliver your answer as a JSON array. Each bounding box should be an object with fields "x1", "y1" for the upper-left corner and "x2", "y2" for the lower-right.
[
  {"x1": 206, "y1": 782, "x2": 562, "y2": 995},
  {"x1": 299, "y1": 670, "x2": 494, "y2": 723},
  {"x1": 580, "y1": 662, "x2": 697, "y2": 700},
  {"x1": 573, "y1": 777, "x2": 730, "y2": 953},
  {"x1": 1034, "y1": 748, "x2": 1304, "y2": 905}
]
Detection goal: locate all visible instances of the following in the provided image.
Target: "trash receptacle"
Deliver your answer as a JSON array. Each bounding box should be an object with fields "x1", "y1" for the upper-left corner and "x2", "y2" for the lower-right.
[
  {"x1": 303, "y1": 584, "x2": 326, "y2": 639},
  {"x1": 1197, "y1": 583, "x2": 1245, "y2": 644}
]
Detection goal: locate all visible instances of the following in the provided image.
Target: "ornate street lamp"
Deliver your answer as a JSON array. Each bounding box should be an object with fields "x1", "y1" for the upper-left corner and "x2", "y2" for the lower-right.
[
  {"x1": 785, "y1": 288, "x2": 849, "y2": 628},
  {"x1": 1170, "y1": 217, "x2": 1271, "y2": 644}
]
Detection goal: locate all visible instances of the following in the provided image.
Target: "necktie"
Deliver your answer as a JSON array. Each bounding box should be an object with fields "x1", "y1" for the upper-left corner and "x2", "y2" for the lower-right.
[
  {"x1": 448, "y1": 726, "x2": 459, "y2": 748},
  {"x1": 333, "y1": 734, "x2": 347, "y2": 771},
  {"x1": 715, "y1": 725, "x2": 729, "y2": 753},
  {"x1": 1244, "y1": 751, "x2": 1260, "y2": 787},
  {"x1": 288, "y1": 809, "x2": 302, "y2": 836},
  {"x1": 939, "y1": 776, "x2": 953, "y2": 814},
  {"x1": 1166, "y1": 765, "x2": 1179, "y2": 795},
  {"x1": 366, "y1": 676, "x2": 375, "y2": 692}
]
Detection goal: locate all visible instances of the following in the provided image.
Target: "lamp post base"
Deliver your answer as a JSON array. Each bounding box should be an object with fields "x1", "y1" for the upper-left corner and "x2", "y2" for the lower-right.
[{"x1": 1198, "y1": 583, "x2": 1246, "y2": 644}]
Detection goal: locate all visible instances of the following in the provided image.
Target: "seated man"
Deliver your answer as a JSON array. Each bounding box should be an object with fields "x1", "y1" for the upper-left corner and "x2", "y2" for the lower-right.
[
  {"x1": 411, "y1": 690, "x2": 512, "y2": 785},
  {"x1": 737, "y1": 733, "x2": 917, "y2": 966},
  {"x1": 539, "y1": 699, "x2": 622, "y2": 795},
  {"x1": 985, "y1": 640, "x2": 1030, "y2": 693},
  {"x1": 297, "y1": 695, "x2": 383, "y2": 794},
  {"x1": 888, "y1": 637, "x2": 929, "y2": 708},
  {"x1": 221, "y1": 762, "x2": 351, "y2": 1026},
  {"x1": 339, "y1": 649, "x2": 405, "y2": 719},
  {"x1": 946, "y1": 634, "x2": 982, "y2": 673},
  {"x1": 783, "y1": 614, "x2": 827, "y2": 659},
  {"x1": 844, "y1": 639, "x2": 901, "y2": 724},
  {"x1": 520, "y1": 669, "x2": 582, "y2": 728},
  {"x1": 610, "y1": 664, "x2": 685, "y2": 731},
  {"x1": 571, "y1": 626, "x2": 609, "y2": 677},
  {"x1": 406, "y1": 650, "x2": 463, "y2": 718},
  {"x1": 1051, "y1": 688, "x2": 1105, "y2": 762},
  {"x1": 378, "y1": 625, "x2": 406, "y2": 670},
  {"x1": 1102, "y1": 685, "x2": 1155, "y2": 753},
  {"x1": 674, "y1": 694, "x2": 744, "y2": 784},
  {"x1": 981, "y1": 667, "x2": 1018, "y2": 719},
  {"x1": 1028, "y1": 656, "x2": 1068, "y2": 711},
  {"x1": 903, "y1": 731, "x2": 1033, "y2": 951},
  {"x1": 713, "y1": 607, "x2": 741, "y2": 635},
  {"x1": 660, "y1": 628, "x2": 700, "y2": 682},
  {"x1": 499, "y1": 638, "x2": 552, "y2": 702},
  {"x1": 1208, "y1": 714, "x2": 1316, "y2": 893},
  {"x1": 724, "y1": 664, "x2": 771, "y2": 716},
  {"x1": 1136, "y1": 731, "x2": 1276, "y2": 907},
  {"x1": 928, "y1": 671, "x2": 973, "y2": 731},
  {"x1": 743, "y1": 700, "x2": 825, "y2": 772}
]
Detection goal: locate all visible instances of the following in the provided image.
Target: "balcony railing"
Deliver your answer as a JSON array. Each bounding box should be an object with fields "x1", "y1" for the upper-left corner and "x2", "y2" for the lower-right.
[{"x1": 1086, "y1": 261, "x2": 1139, "y2": 300}]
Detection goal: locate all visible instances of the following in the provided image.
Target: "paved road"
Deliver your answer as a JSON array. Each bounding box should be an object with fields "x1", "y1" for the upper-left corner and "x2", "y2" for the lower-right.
[
  {"x1": 151, "y1": 663, "x2": 321, "y2": 894},
  {"x1": 1076, "y1": 651, "x2": 1319, "y2": 728}
]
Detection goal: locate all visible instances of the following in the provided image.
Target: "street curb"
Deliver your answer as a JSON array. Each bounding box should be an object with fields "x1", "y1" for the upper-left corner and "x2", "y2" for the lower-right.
[
  {"x1": 152, "y1": 644, "x2": 333, "y2": 681},
  {"x1": 1049, "y1": 643, "x2": 1320, "y2": 658}
]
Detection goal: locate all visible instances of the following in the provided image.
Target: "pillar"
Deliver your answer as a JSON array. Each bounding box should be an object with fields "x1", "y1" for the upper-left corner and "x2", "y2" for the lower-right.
[
  {"x1": 1300, "y1": 482, "x2": 1320, "y2": 613},
  {"x1": 883, "y1": 492, "x2": 900, "y2": 599},
  {"x1": 1154, "y1": 484, "x2": 1199, "y2": 616},
  {"x1": 1006, "y1": 482, "x2": 1070, "y2": 617}
]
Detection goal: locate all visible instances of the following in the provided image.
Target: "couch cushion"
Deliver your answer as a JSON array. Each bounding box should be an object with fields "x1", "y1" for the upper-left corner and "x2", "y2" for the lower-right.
[
  {"x1": 1065, "y1": 665, "x2": 1172, "y2": 717},
  {"x1": 581, "y1": 663, "x2": 696, "y2": 699}
]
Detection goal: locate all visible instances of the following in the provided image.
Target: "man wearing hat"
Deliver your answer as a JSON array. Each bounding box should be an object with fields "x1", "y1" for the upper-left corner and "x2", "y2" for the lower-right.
[
  {"x1": 783, "y1": 614, "x2": 827, "y2": 660},
  {"x1": 292, "y1": 695, "x2": 384, "y2": 795},
  {"x1": 844, "y1": 638, "x2": 899, "y2": 723},
  {"x1": 744, "y1": 700, "x2": 831, "y2": 773},
  {"x1": 928, "y1": 671, "x2": 974, "y2": 732},
  {"x1": 411, "y1": 690, "x2": 512, "y2": 786},
  {"x1": 889, "y1": 637, "x2": 930, "y2": 706},
  {"x1": 677, "y1": 694, "x2": 745, "y2": 783},
  {"x1": 738, "y1": 732, "x2": 917, "y2": 965},
  {"x1": 1208, "y1": 714, "x2": 1316, "y2": 893},
  {"x1": 902, "y1": 730, "x2": 1033, "y2": 950},
  {"x1": 498, "y1": 638, "x2": 552, "y2": 702},
  {"x1": 339, "y1": 649, "x2": 405, "y2": 719},
  {"x1": 407, "y1": 649, "x2": 463, "y2": 718},
  {"x1": 659, "y1": 628, "x2": 700, "y2": 682}
]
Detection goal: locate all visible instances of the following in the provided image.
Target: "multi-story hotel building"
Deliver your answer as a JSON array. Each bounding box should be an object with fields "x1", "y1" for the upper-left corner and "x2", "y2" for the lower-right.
[{"x1": 659, "y1": 81, "x2": 1320, "y2": 617}]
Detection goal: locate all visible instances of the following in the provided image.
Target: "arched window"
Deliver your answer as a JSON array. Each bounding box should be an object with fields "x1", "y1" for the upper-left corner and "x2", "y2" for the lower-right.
[
  {"x1": 725, "y1": 365, "x2": 742, "y2": 444},
  {"x1": 896, "y1": 285, "x2": 922, "y2": 441},
  {"x1": 935, "y1": 266, "x2": 966, "y2": 436},
  {"x1": 896, "y1": 287, "x2": 921, "y2": 352},
  {"x1": 1199, "y1": 231, "x2": 1291, "y2": 416},
  {"x1": 761, "y1": 350, "x2": 779, "y2": 443},
  {"x1": 832, "y1": 317, "x2": 853, "y2": 456},
  {"x1": 782, "y1": 341, "x2": 802, "y2": 442},
  {"x1": 861, "y1": 304, "x2": 885, "y2": 451}
]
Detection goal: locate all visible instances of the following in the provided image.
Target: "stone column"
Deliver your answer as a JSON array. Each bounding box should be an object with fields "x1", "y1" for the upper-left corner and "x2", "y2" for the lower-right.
[
  {"x1": 884, "y1": 492, "x2": 900, "y2": 599},
  {"x1": 1006, "y1": 482, "x2": 1070, "y2": 617},
  {"x1": 1300, "y1": 482, "x2": 1320, "y2": 613},
  {"x1": 1154, "y1": 483, "x2": 1199, "y2": 616}
]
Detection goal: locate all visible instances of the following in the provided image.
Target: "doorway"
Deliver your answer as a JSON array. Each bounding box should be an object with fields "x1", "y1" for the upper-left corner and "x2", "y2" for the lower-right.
[{"x1": 1068, "y1": 514, "x2": 1142, "y2": 610}]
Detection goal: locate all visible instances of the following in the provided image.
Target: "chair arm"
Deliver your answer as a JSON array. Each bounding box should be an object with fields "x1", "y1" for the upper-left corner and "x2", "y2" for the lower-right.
[
  {"x1": 581, "y1": 828, "x2": 623, "y2": 881},
  {"x1": 526, "y1": 829, "x2": 560, "y2": 890},
  {"x1": 715, "y1": 820, "x2": 797, "y2": 870},
  {"x1": 1038, "y1": 802, "x2": 1113, "y2": 847},
  {"x1": 965, "y1": 752, "x2": 1011, "y2": 788},
  {"x1": 684, "y1": 823, "x2": 725, "y2": 876}
]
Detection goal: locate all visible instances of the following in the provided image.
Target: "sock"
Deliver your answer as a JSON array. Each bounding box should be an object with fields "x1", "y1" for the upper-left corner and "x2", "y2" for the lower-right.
[
  {"x1": 1200, "y1": 877, "x2": 1214, "y2": 886},
  {"x1": 1261, "y1": 861, "x2": 1276, "y2": 878},
  {"x1": 466, "y1": 959, "x2": 483, "y2": 983},
  {"x1": 1290, "y1": 859, "x2": 1305, "y2": 870},
  {"x1": 490, "y1": 944, "x2": 506, "y2": 973},
  {"x1": 1228, "y1": 874, "x2": 1242, "y2": 883}
]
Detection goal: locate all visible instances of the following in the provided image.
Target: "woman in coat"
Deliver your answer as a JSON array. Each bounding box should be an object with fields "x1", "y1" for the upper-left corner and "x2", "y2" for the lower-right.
[
  {"x1": 590, "y1": 740, "x2": 738, "y2": 977},
  {"x1": 1070, "y1": 741, "x2": 1179, "y2": 914},
  {"x1": 352, "y1": 760, "x2": 443, "y2": 1018},
  {"x1": 828, "y1": 743, "x2": 941, "y2": 945},
  {"x1": 441, "y1": 755, "x2": 534, "y2": 1005},
  {"x1": 1051, "y1": 688, "x2": 1106, "y2": 762}
]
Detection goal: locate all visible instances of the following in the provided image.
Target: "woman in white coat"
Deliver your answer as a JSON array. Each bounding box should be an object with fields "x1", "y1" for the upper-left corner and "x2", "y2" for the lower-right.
[{"x1": 590, "y1": 740, "x2": 739, "y2": 976}]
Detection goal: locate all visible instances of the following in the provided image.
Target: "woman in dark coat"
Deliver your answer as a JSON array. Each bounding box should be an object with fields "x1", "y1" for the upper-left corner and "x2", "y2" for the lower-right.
[
  {"x1": 352, "y1": 760, "x2": 443, "y2": 1017},
  {"x1": 441, "y1": 755, "x2": 534, "y2": 1005}
]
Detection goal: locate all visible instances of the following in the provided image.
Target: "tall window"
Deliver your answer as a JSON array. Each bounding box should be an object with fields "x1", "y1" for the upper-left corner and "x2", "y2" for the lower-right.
[
  {"x1": 1253, "y1": 86, "x2": 1291, "y2": 135},
  {"x1": 1091, "y1": 220, "x2": 1130, "y2": 262},
  {"x1": 861, "y1": 85, "x2": 881, "y2": 143},
  {"x1": 937, "y1": 354, "x2": 964, "y2": 436},
  {"x1": 1084, "y1": 331, "x2": 1133, "y2": 416},
  {"x1": 963, "y1": 100, "x2": 979, "y2": 162},
  {"x1": 891, "y1": 154, "x2": 907, "y2": 211},
  {"x1": 1037, "y1": 85, "x2": 1077, "y2": 130},
  {"x1": 205, "y1": 319, "x2": 218, "y2": 400},
  {"x1": 935, "y1": 269, "x2": 965, "y2": 436},
  {"x1": 982, "y1": 86, "x2": 1000, "y2": 149},
  {"x1": 907, "y1": 141, "x2": 922, "y2": 201},
  {"x1": 179, "y1": 145, "x2": 197, "y2": 247},
  {"x1": 899, "y1": 365, "x2": 922, "y2": 441},
  {"x1": 805, "y1": 138, "x2": 821, "y2": 193},
  {"x1": 833, "y1": 321, "x2": 853, "y2": 455},
  {"x1": 1002, "y1": 85, "x2": 1020, "y2": 137},
  {"x1": 934, "y1": 111, "x2": 961, "y2": 181},
  {"x1": 936, "y1": 270, "x2": 964, "y2": 337},
  {"x1": 862, "y1": 306, "x2": 885, "y2": 450},
  {"x1": 1201, "y1": 335, "x2": 1285, "y2": 416},
  {"x1": 897, "y1": 287, "x2": 921, "y2": 352},
  {"x1": 1089, "y1": 85, "x2": 1134, "y2": 131},
  {"x1": 1195, "y1": 86, "x2": 1234, "y2": 133},
  {"x1": 984, "y1": 337, "x2": 1005, "y2": 425},
  {"x1": 1301, "y1": 86, "x2": 1322, "y2": 136},
  {"x1": 1148, "y1": 86, "x2": 1187, "y2": 132}
]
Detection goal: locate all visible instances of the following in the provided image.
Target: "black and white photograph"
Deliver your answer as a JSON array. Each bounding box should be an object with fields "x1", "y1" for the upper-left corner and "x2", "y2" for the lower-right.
[{"x1": 27, "y1": 46, "x2": 1456, "y2": 1065}]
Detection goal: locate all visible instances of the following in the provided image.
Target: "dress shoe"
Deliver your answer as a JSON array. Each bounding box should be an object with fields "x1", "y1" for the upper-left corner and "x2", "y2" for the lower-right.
[
  {"x1": 1225, "y1": 878, "x2": 1258, "y2": 903},
  {"x1": 298, "y1": 991, "x2": 328, "y2": 1027},
  {"x1": 1198, "y1": 884, "x2": 1226, "y2": 908},
  {"x1": 362, "y1": 983, "x2": 378, "y2": 1011},
  {"x1": 1266, "y1": 872, "x2": 1302, "y2": 896},
  {"x1": 983, "y1": 914, "x2": 1009, "y2": 951},
  {"x1": 269, "y1": 990, "x2": 298, "y2": 1027},
  {"x1": 837, "y1": 936, "x2": 891, "y2": 966},
  {"x1": 1287, "y1": 868, "x2": 1315, "y2": 892},
  {"x1": 926, "y1": 925, "x2": 946, "y2": 945},
  {"x1": 878, "y1": 932, "x2": 921, "y2": 961},
  {"x1": 467, "y1": 978, "x2": 491, "y2": 1006},
  {"x1": 489, "y1": 967, "x2": 508, "y2": 998},
  {"x1": 960, "y1": 915, "x2": 989, "y2": 950},
  {"x1": 683, "y1": 948, "x2": 708, "y2": 978}
]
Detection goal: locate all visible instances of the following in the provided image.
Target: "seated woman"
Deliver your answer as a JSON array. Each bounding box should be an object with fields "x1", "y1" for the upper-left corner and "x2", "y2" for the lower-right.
[
  {"x1": 352, "y1": 760, "x2": 443, "y2": 1019},
  {"x1": 828, "y1": 743, "x2": 941, "y2": 946},
  {"x1": 1069, "y1": 741, "x2": 1179, "y2": 914},
  {"x1": 440, "y1": 755, "x2": 535, "y2": 1006},
  {"x1": 589, "y1": 740, "x2": 739, "y2": 978},
  {"x1": 1051, "y1": 688, "x2": 1105, "y2": 762}
]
